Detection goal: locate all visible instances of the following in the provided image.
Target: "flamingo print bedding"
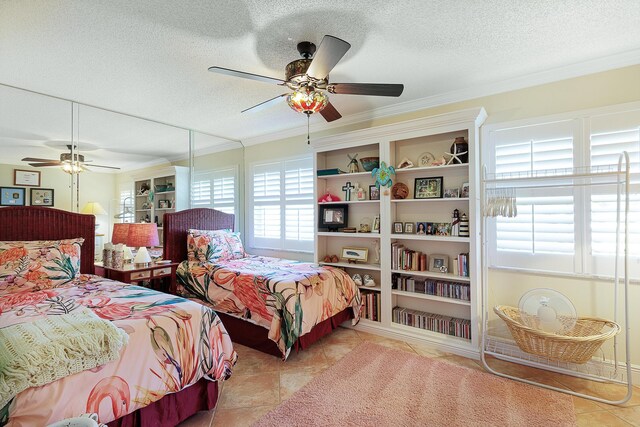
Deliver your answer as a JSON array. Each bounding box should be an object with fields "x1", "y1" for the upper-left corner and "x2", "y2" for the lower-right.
[
  {"x1": 176, "y1": 255, "x2": 362, "y2": 359},
  {"x1": 0, "y1": 275, "x2": 237, "y2": 426}
]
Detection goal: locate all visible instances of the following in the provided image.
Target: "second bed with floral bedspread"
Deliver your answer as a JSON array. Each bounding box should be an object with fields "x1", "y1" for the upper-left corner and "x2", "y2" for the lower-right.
[{"x1": 176, "y1": 256, "x2": 361, "y2": 358}]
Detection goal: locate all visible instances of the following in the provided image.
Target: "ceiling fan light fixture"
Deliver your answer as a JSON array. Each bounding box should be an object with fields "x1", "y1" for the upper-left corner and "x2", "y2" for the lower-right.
[
  {"x1": 286, "y1": 88, "x2": 328, "y2": 115},
  {"x1": 61, "y1": 162, "x2": 85, "y2": 174}
]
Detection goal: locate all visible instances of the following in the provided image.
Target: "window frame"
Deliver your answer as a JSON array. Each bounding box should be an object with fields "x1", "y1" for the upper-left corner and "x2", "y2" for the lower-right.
[
  {"x1": 247, "y1": 155, "x2": 315, "y2": 253},
  {"x1": 482, "y1": 101, "x2": 640, "y2": 280}
]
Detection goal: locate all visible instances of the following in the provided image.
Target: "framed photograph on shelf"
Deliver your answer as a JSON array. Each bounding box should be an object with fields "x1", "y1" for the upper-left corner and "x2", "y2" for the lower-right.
[
  {"x1": 14, "y1": 169, "x2": 41, "y2": 187},
  {"x1": 393, "y1": 221, "x2": 403, "y2": 234},
  {"x1": 0, "y1": 187, "x2": 26, "y2": 206},
  {"x1": 461, "y1": 182, "x2": 470, "y2": 198},
  {"x1": 341, "y1": 247, "x2": 369, "y2": 263},
  {"x1": 318, "y1": 204, "x2": 349, "y2": 232},
  {"x1": 30, "y1": 188, "x2": 54, "y2": 206},
  {"x1": 435, "y1": 222, "x2": 451, "y2": 236},
  {"x1": 403, "y1": 222, "x2": 414, "y2": 234},
  {"x1": 369, "y1": 185, "x2": 380, "y2": 200},
  {"x1": 372, "y1": 215, "x2": 380, "y2": 233},
  {"x1": 443, "y1": 188, "x2": 459, "y2": 198},
  {"x1": 425, "y1": 222, "x2": 435, "y2": 235},
  {"x1": 414, "y1": 176, "x2": 443, "y2": 199},
  {"x1": 416, "y1": 222, "x2": 427, "y2": 235},
  {"x1": 429, "y1": 254, "x2": 450, "y2": 273}
]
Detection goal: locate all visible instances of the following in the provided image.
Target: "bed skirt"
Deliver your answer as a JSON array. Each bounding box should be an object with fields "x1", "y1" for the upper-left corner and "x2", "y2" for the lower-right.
[
  {"x1": 111, "y1": 378, "x2": 218, "y2": 427},
  {"x1": 216, "y1": 307, "x2": 354, "y2": 358}
]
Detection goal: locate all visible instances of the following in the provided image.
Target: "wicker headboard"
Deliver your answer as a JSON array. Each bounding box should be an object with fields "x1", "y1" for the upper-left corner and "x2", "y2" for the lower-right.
[
  {"x1": 0, "y1": 206, "x2": 96, "y2": 274},
  {"x1": 163, "y1": 208, "x2": 235, "y2": 263}
]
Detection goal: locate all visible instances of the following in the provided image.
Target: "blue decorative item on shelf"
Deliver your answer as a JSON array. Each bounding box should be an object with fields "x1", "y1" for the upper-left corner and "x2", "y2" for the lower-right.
[
  {"x1": 360, "y1": 156, "x2": 380, "y2": 172},
  {"x1": 371, "y1": 161, "x2": 395, "y2": 189}
]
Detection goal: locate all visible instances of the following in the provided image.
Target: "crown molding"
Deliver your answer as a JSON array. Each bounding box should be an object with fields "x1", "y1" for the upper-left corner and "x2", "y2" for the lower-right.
[{"x1": 240, "y1": 48, "x2": 640, "y2": 147}]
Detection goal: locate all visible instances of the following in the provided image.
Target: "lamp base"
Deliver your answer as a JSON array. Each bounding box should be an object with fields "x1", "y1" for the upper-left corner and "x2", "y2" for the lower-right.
[{"x1": 133, "y1": 246, "x2": 152, "y2": 266}]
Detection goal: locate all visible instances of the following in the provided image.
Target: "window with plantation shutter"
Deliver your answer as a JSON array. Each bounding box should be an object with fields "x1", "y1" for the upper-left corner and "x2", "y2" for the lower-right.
[
  {"x1": 486, "y1": 106, "x2": 640, "y2": 278},
  {"x1": 250, "y1": 156, "x2": 314, "y2": 252},
  {"x1": 191, "y1": 168, "x2": 237, "y2": 215}
]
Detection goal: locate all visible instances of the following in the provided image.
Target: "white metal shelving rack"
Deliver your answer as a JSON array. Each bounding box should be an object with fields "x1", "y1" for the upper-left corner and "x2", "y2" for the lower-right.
[{"x1": 480, "y1": 153, "x2": 633, "y2": 405}]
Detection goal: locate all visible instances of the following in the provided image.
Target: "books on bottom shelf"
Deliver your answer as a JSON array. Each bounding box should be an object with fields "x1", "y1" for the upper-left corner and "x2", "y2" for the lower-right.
[
  {"x1": 392, "y1": 306, "x2": 471, "y2": 340},
  {"x1": 392, "y1": 274, "x2": 470, "y2": 301},
  {"x1": 360, "y1": 290, "x2": 381, "y2": 322}
]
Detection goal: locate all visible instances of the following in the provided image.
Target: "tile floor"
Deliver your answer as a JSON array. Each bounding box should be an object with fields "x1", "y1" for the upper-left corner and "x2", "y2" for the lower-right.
[{"x1": 178, "y1": 327, "x2": 640, "y2": 427}]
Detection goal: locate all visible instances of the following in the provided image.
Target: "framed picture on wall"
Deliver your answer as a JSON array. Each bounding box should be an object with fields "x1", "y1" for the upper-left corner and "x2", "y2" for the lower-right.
[
  {"x1": 0, "y1": 187, "x2": 26, "y2": 206},
  {"x1": 14, "y1": 169, "x2": 41, "y2": 187},
  {"x1": 30, "y1": 188, "x2": 54, "y2": 206}
]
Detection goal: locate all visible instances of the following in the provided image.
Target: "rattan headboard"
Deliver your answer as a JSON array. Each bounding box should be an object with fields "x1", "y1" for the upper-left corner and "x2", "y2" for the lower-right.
[
  {"x1": 163, "y1": 208, "x2": 235, "y2": 263},
  {"x1": 0, "y1": 206, "x2": 96, "y2": 274}
]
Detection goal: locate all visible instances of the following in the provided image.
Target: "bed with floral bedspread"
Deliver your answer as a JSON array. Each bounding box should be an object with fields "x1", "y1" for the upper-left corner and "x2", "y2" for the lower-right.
[
  {"x1": 176, "y1": 255, "x2": 361, "y2": 359},
  {"x1": 0, "y1": 275, "x2": 237, "y2": 426}
]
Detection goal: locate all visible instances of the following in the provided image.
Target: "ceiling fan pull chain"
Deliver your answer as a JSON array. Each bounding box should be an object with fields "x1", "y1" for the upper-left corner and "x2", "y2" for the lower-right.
[{"x1": 307, "y1": 114, "x2": 310, "y2": 145}]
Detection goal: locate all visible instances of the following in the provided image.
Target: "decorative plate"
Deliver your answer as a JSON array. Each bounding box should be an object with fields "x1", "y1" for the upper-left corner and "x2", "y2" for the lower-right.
[
  {"x1": 391, "y1": 182, "x2": 409, "y2": 199},
  {"x1": 417, "y1": 152, "x2": 435, "y2": 167}
]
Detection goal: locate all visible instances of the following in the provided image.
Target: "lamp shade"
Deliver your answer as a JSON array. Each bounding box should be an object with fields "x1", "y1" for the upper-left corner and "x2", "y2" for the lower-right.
[
  {"x1": 286, "y1": 89, "x2": 328, "y2": 114},
  {"x1": 111, "y1": 223, "x2": 130, "y2": 245},
  {"x1": 127, "y1": 223, "x2": 159, "y2": 248},
  {"x1": 81, "y1": 202, "x2": 107, "y2": 215}
]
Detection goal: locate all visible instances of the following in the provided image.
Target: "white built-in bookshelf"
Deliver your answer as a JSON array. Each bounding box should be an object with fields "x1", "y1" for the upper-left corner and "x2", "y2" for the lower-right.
[{"x1": 313, "y1": 108, "x2": 487, "y2": 356}]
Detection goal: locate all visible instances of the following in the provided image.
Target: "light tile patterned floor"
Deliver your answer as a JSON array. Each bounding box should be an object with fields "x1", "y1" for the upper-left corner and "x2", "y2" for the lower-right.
[{"x1": 178, "y1": 327, "x2": 640, "y2": 427}]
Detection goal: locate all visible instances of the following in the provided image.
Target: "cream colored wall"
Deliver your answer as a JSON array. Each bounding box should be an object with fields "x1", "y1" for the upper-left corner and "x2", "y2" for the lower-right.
[{"x1": 0, "y1": 163, "x2": 117, "y2": 236}]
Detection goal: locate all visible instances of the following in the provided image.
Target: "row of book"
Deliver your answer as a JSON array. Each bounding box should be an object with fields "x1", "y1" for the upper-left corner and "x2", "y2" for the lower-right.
[
  {"x1": 360, "y1": 291, "x2": 381, "y2": 322},
  {"x1": 392, "y1": 274, "x2": 470, "y2": 301},
  {"x1": 391, "y1": 243, "x2": 428, "y2": 271},
  {"x1": 392, "y1": 306, "x2": 471, "y2": 340}
]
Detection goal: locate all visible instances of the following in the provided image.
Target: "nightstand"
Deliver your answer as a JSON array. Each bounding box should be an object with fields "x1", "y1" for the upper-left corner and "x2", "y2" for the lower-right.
[{"x1": 94, "y1": 262, "x2": 179, "y2": 293}]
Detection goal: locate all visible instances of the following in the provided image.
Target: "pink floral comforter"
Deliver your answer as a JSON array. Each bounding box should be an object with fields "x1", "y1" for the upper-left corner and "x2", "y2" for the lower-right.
[
  {"x1": 0, "y1": 275, "x2": 237, "y2": 426},
  {"x1": 176, "y1": 256, "x2": 361, "y2": 358}
]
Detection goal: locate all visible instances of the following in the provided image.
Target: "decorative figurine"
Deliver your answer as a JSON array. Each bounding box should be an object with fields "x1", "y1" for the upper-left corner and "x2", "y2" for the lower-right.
[
  {"x1": 371, "y1": 161, "x2": 396, "y2": 189},
  {"x1": 347, "y1": 154, "x2": 360, "y2": 173},
  {"x1": 397, "y1": 158, "x2": 414, "y2": 169},
  {"x1": 318, "y1": 191, "x2": 341, "y2": 203},
  {"x1": 451, "y1": 209, "x2": 460, "y2": 237},
  {"x1": 373, "y1": 240, "x2": 381, "y2": 263},
  {"x1": 356, "y1": 185, "x2": 366, "y2": 201},
  {"x1": 445, "y1": 136, "x2": 469, "y2": 164},
  {"x1": 459, "y1": 213, "x2": 470, "y2": 237},
  {"x1": 342, "y1": 181, "x2": 355, "y2": 201}
]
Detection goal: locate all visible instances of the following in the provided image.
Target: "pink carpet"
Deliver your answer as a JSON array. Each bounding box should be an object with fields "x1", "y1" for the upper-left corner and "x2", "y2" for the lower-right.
[{"x1": 255, "y1": 342, "x2": 576, "y2": 427}]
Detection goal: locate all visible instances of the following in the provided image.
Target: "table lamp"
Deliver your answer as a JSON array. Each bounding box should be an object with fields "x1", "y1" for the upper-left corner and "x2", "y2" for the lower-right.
[
  {"x1": 127, "y1": 223, "x2": 159, "y2": 266},
  {"x1": 81, "y1": 202, "x2": 107, "y2": 229},
  {"x1": 111, "y1": 223, "x2": 133, "y2": 263}
]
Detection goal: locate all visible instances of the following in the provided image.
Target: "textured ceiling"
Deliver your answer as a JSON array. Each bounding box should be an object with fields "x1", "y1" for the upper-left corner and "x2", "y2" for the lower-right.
[{"x1": 0, "y1": 0, "x2": 639, "y2": 167}]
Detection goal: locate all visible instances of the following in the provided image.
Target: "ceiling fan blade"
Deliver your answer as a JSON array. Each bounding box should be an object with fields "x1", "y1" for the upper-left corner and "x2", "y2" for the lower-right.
[
  {"x1": 208, "y1": 66, "x2": 284, "y2": 85},
  {"x1": 241, "y1": 93, "x2": 288, "y2": 113},
  {"x1": 319, "y1": 102, "x2": 342, "y2": 122},
  {"x1": 28, "y1": 162, "x2": 63, "y2": 167},
  {"x1": 328, "y1": 83, "x2": 404, "y2": 97},
  {"x1": 22, "y1": 157, "x2": 58, "y2": 162},
  {"x1": 306, "y1": 35, "x2": 351, "y2": 80},
  {"x1": 89, "y1": 164, "x2": 121, "y2": 170}
]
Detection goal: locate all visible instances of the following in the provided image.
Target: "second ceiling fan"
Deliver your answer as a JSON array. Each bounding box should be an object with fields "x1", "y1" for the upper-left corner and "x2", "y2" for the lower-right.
[{"x1": 208, "y1": 35, "x2": 404, "y2": 122}]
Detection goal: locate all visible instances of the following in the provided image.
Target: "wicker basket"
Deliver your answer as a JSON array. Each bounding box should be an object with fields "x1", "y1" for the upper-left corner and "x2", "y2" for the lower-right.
[{"x1": 493, "y1": 305, "x2": 620, "y2": 364}]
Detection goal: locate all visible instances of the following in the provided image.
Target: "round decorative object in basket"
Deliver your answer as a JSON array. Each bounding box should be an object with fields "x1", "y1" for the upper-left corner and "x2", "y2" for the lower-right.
[{"x1": 494, "y1": 305, "x2": 620, "y2": 364}]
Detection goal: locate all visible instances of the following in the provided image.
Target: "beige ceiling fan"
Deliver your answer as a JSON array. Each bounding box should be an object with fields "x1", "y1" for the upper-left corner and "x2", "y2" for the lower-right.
[
  {"x1": 208, "y1": 35, "x2": 404, "y2": 123},
  {"x1": 21, "y1": 145, "x2": 120, "y2": 174}
]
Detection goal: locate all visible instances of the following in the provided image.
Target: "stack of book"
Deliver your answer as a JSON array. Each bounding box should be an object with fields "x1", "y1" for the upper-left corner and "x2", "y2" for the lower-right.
[
  {"x1": 392, "y1": 274, "x2": 470, "y2": 301},
  {"x1": 453, "y1": 253, "x2": 470, "y2": 277},
  {"x1": 392, "y1": 306, "x2": 471, "y2": 339},
  {"x1": 360, "y1": 290, "x2": 381, "y2": 322},
  {"x1": 391, "y1": 243, "x2": 427, "y2": 271}
]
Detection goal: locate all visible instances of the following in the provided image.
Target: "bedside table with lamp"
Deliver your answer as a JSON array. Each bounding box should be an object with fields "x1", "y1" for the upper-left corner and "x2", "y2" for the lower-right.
[{"x1": 97, "y1": 222, "x2": 177, "y2": 293}]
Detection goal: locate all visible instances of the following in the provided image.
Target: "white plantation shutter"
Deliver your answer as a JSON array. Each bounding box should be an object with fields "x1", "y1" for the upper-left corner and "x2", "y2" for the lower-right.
[
  {"x1": 250, "y1": 157, "x2": 314, "y2": 251},
  {"x1": 491, "y1": 121, "x2": 576, "y2": 271},
  {"x1": 191, "y1": 168, "x2": 238, "y2": 215},
  {"x1": 487, "y1": 107, "x2": 640, "y2": 278}
]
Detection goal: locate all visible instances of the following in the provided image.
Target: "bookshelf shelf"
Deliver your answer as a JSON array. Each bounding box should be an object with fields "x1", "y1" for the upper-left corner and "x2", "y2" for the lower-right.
[
  {"x1": 391, "y1": 290, "x2": 471, "y2": 306},
  {"x1": 319, "y1": 200, "x2": 379, "y2": 205},
  {"x1": 359, "y1": 285, "x2": 382, "y2": 292},
  {"x1": 395, "y1": 163, "x2": 469, "y2": 175},
  {"x1": 317, "y1": 232, "x2": 381, "y2": 239},
  {"x1": 391, "y1": 198, "x2": 469, "y2": 203},
  {"x1": 320, "y1": 261, "x2": 381, "y2": 271},
  {"x1": 313, "y1": 107, "x2": 485, "y2": 354},
  {"x1": 390, "y1": 269, "x2": 470, "y2": 283},
  {"x1": 390, "y1": 234, "x2": 470, "y2": 243}
]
